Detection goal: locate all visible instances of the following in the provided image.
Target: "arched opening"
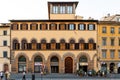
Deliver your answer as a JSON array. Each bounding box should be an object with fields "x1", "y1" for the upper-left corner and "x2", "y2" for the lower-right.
[
  {"x1": 18, "y1": 56, "x2": 26, "y2": 73},
  {"x1": 69, "y1": 39, "x2": 75, "y2": 50},
  {"x1": 118, "y1": 63, "x2": 120, "y2": 74},
  {"x1": 79, "y1": 39, "x2": 85, "y2": 50},
  {"x1": 50, "y1": 56, "x2": 59, "y2": 73},
  {"x1": 88, "y1": 39, "x2": 94, "y2": 50},
  {"x1": 21, "y1": 39, "x2": 27, "y2": 50},
  {"x1": 60, "y1": 39, "x2": 66, "y2": 50},
  {"x1": 31, "y1": 39, "x2": 37, "y2": 50},
  {"x1": 101, "y1": 62, "x2": 107, "y2": 72},
  {"x1": 65, "y1": 57, "x2": 73, "y2": 73},
  {"x1": 4, "y1": 64, "x2": 9, "y2": 72},
  {"x1": 13, "y1": 39, "x2": 19, "y2": 50},
  {"x1": 110, "y1": 63, "x2": 115, "y2": 73},
  {"x1": 34, "y1": 56, "x2": 43, "y2": 73},
  {"x1": 41, "y1": 39, "x2": 46, "y2": 50},
  {"x1": 50, "y1": 39, "x2": 56, "y2": 50},
  {"x1": 79, "y1": 56, "x2": 88, "y2": 72}
]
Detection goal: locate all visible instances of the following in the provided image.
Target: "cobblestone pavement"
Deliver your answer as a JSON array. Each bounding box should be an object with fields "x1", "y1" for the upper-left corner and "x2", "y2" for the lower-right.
[{"x1": 3, "y1": 73, "x2": 120, "y2": 80}]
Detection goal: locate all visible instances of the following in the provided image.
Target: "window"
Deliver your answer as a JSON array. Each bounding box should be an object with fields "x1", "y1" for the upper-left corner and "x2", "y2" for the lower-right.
[
  {"x1": 110, "y1": 50, "x2": 115, "y2": 58},
  {"x1": 59, "y1": 24, "x2": 66, "y2": 30},
  {"x1": 69, "y1": 39, "x2": 75, "y2": 50},
  {"x1": 79, "y1": 39, "x2": 85, "y2": 50},
  {"x1": 3, "y1": 30, "x2": 7, "y2": 35},
  {"x1": 40, "y1": 24, "x2": 48, "y2": 30},
  {"x1": 52, "y1": 5, "x2": 58, "y2": 14},
  {"x1": 67, "y1": 6, "x2": 73, "y2": 14},
  {"x1": 20, "y1": 24, "x2": 28, "y2": 30},
  {"x1": 119, "y1": 38, "x2": 120, "y2": 46},
  {"x1": 117, "y1": 18, "x2": 120, "y2": 22},
  {"x1": 102, "y1": 38, "x2": 107, "y2": 46},
  {"x1": 41, "y1": 39, "x2": 46, "y2": 50},
  {"x1": 102, "y1": 50, "x2": 106, "y2": 58},
  {"x1": 13, "y1": 39, "x2": 19, "y2": 50},
  {"x1": 11, "y1": 24, "x2": 18, "y2": 30},
  {"x1": 88, "y1": 24, "x2": 95, "y2": 30},
  {"x1": 3, "y1": 51, "x2": 7, "y2": 58},
  {"x1": 118, "y1": 50, "x2": 120, "y2": 58},
  {"x1": 60, "y1": 6, "x2": 66, "y2": 14},
  {"x1": 60, "y1": 39, "x2": 65, "y2": 50},
  {"x1": 88, "y1": 39, "x2": 94, "y2": 50},
  {"x1": 68, "y1": 24, "x2": 75, "y2": 30},
  {"x1": 30, "y1": 23, "x2": 38, "y2": 30},
  {"x1": 102, "y1": 27, "x2": 106, "y2": 33},
  {"x1": 3, "y1": 40, "x2": 7, "y2": 46},
  {"x1": 31, "y1": 39, "x2": 37, "y2": 50},
  {"x1": 111, "y1": 27, "x2": 114, "y2": 33},
  {"x1": 78, "y1": 24, "x2": 85, "y2": 30},
  {"x1": 50, "y1": 39, "x2": 56, "y2": 50},
  {"x1": 119, "y1": 28, "x2": 120, "y2": 34},
  {"x1": 111, "y1": 38, "x2": 115, "y2": 46},
  {"x1": 49, "y1": 24, "x2": 57, "y2": 30}
]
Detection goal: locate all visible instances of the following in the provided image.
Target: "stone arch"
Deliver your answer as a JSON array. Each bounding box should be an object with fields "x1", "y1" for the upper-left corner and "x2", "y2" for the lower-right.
[
  {"x1": 31, "y1": 52, "x2": 45, "y2": 63},
  {"x1": 92, "y1": 53, "x2": 97, "y2": 61},
  {"x1": 77, "y1": 52, "x2": 90, "y2": 62},
  {"x1": 88, "y1": 38, "x2": 95, "y2": 43},
  {"x1": 63, "y1": 53, "x2": 75, "y2": 73},
  {"x1": 79, "y1": 38, "x2": 85, "y2": 43},
  {"x1": 14, "y1": 53, "x2": 29, "y2": 73},
  {"x1": 47, "y1": 53, "x2": 62, "y2": 73},
  {"x1": 69, "y1": 38, "x2": 76, "y2": 43}
]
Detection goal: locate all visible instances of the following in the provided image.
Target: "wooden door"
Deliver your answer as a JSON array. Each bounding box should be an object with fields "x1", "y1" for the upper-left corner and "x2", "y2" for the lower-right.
[{"x1": 65, "y1": 57, "x2": 73, "y2": 73}]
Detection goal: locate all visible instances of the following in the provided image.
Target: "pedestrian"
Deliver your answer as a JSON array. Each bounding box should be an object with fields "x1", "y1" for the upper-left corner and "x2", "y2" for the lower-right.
[
  {"x1": 22, "y1": 71, "x2": 26, "y2": 80},
  {"x1": 32, "y1": 73, "x2": 35, "y2": 80},
  {"x1": 0, "y1": 71, "x2": 3, "y2": 80}
]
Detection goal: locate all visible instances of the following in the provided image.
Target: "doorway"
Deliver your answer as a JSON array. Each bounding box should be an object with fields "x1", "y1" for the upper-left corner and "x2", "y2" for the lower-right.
[{"x1": 65, "y1": 57, "x2": 73, "y2": 73}]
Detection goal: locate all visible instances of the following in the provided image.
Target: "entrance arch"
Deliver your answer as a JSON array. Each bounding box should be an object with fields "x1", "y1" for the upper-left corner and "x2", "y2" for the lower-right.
[
  {"x1": 110, "y1": 63, "x2": 115, "y2": 73},
  {"x1": 34, "y1": 56, "x2": 43, "y2": 73},
  {"x1": 79, "y1": 56, "x2": 88, "y2": 72},
  {"x1": 65, "y1": 57, "x2": 73, "y2": 73},
  {"x1": 50, "y1": 56, "x2": 59, "y2": 73},
  {"x1": 4, "y1": 64, "x2": 9, "y2": 72},
  {"x1": 18, "y1": 56, "x2": 26, "y2": 73}
]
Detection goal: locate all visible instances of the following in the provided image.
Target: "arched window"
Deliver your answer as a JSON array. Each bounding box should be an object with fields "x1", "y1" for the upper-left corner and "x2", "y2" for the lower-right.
[
  {"x1": 50, "y1": 56, "x2": 59, "y2": 73},
  {"x1": 20, "y1": 23, "x2": 28, "y2": 30},
  {"x1": 34, "y1": 56, "x2": 42, "y2": 62},
  {"x1": 34, "y1": 56, "x2": 43, "y2": 73},
  {"x1": 79, "y1": 39, "x2": 85, "y2": 50},
  {"x1": 21, "y1": 39, "x2": 27, "y2": 50},
  {"x1": 51, "y1": 56, "x2": 59, "y2": 62},
  {"x1": 13, "y1": 39, "x2": 19, "y2": 50},
  {"x1": 41, "y1": 39, "x2": 46, "y2": 50},
  {"x1": 31, "y1": 39, "x2": 37, "y2": 50},
  {"x1": 18, "y1": 56, "x2": 26, "y2": 73},
  {"x1": 60, "y1": 39, "x2": 66, "y2": 50},
  {"x1": 88, "y1": 39, "x2": 94, "y2": 50},
  {"x1": 69, "y1": 39, "x2": 75, "y2": 50},
  {"x1": 79, "y1": 56, "x2": 87, "y2": 62},
  {"x1": 30, "y1": 23, "x2": 38, "y2": 30},
  {"x1": 51, "y1": 39, "x2": 56, "y2": 50}
]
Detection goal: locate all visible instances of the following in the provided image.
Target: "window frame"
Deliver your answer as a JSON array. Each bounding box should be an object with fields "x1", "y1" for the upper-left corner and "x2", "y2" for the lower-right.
[{"x1": 3, "y1": 51, "x2": 7, "y2": 58}]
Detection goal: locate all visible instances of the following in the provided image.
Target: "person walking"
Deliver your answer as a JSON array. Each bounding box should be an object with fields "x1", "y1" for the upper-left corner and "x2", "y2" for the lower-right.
[
  {"x1": 22, "y1": 71, "x2": 26, "y2": 80},
  {"x1": 0, "y1": 71, "x2": 3, "y2": 80}
]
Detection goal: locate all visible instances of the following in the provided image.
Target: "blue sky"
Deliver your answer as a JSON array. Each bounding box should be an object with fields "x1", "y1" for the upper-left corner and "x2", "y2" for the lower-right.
[{"x1": 0, "y1": 0, "x2": 120, "y2": 22}]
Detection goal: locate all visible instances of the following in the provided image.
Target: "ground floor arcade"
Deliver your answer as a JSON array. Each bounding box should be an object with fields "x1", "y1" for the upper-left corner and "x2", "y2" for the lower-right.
[
  {"x1": 100, "y1": 61, "x2": 120, "y2": 74},
  {"x1": 11, "y1": 51, "x2": 98, "y2": 73}
]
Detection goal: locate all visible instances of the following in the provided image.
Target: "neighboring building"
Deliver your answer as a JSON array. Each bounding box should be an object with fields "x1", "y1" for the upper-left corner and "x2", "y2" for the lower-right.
[
  {"x1": 10, "y1": 1, "x2": 98, "y2": 73},
  {"x1": 98, "y1": 21, "x2": 120, "y2": 73},
  {"x1": 0, "y1": 23, "x2": 11, "y2": 72},
  {"x1": 101, "y1": 14, "x2": 120, "y2": 22}
]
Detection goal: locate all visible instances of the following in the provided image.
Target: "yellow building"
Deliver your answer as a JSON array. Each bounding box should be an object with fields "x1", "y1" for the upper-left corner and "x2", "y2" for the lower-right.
[
  {"x1": 10, "y1": 1, "x2": 98, "y2": 73},
  {"x1": 98, "y1": 21, "x2": 120, "y2": 73},
  {"x1": 0, "y1": 23, "x2": 11, "y2": 72}
]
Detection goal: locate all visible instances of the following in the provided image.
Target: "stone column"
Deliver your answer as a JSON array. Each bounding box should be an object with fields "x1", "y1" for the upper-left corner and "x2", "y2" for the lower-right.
[
  {"x1": 115, "y1": 63, "x2": 118, "y2": 73},
  {"x1": 107, "y1": 62, "x2": 110, "y2": 73},
  {"x1": 61, "y1": 59, "x2": 64, "y2": 73}
]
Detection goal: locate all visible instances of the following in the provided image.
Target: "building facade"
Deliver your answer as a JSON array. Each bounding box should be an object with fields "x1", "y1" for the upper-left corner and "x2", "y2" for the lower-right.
[
  {"x1": 98, "y1": 21, "x2": 120, "y2": 73},
  {"x1": 10, "y1": 2, "x2": 98, "y2": 73},
  {"x1": 0, "y1": 23, "x2": 11, "y2": 72}
]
